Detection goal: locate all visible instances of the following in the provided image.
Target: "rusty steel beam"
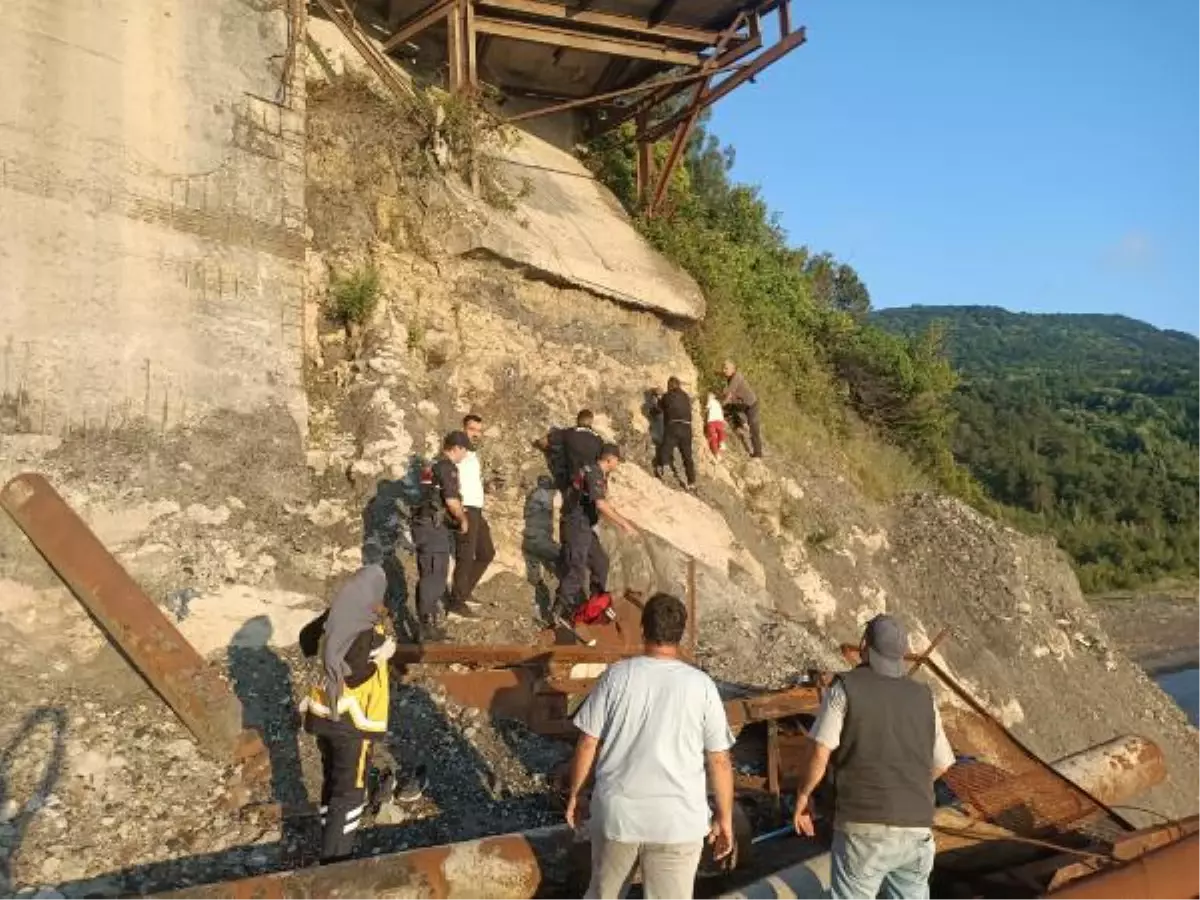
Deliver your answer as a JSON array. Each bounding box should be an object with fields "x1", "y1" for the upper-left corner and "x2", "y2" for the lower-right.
[
  {"x1": 1050, "y1": 735, "x2": 1166, "y2": 807},
  {"x1": 642, "y1": 24, "x2": 807, "y2": 143},
  {"x1": 394, "y1": 642, "x2": 642, "y2": 665},
  {"x1": 160, "y1": 824, "x2": 583, "y2": 899},
  {"x1": 1044, "y1": 832, "x2": 1199, "y2": 899},
  {"x1": 314, "y1": 0, "x2": 418, "y2": 102},
  {"x1": 382, "y1": 0, "x2": 456, "y2": 51},
  {"x1": 478, "y1": 0, "x2": 720, "y2": 44},
  {"x1": 0, "y1": 474, "x2": 265, "y2": 767},
  {"x1": 474, "y1": 16, "x2": 703, "y2": 66}
]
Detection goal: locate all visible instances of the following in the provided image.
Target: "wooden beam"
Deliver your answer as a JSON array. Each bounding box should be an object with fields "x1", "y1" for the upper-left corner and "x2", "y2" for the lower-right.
[
  {"x1": 477, "y1": 0, "x2": 719, "y2": 45},
  {"x1": 503, "y1": 64, "x2": 738, "y2": 123},
  {"x1": 643, "y1": 25, "x2": 807, "y2": 142},
  {"x1": 778, "y1": 0, "x2": 791, "y2": 35},
  {"x1": 382, "y1": 0, "x2": 455, "y2": 51},
  {"x1": 465, "y1": 0, "x2": 478, "y2": 88},
  {"x1": 473, "y1": 15, "x2": 703, "y2": 66},
  {"x1": 447, "y1": 0, "x2": 465, "y2": 90}
]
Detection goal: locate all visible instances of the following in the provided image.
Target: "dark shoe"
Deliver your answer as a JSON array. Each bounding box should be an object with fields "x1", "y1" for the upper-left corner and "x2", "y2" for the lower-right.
[
  {"x1": 444, "y1": 599, "x2": 479, "y2": 621},
  {"x1": 395, "y1": 764, "x2": 428, "y2": 804},
  {"x1": 369, "y1": 768, "x2": 396, "y2": 815},
  {"x1": 418, "y1": 616, "x2": 448, "y2": 642}
]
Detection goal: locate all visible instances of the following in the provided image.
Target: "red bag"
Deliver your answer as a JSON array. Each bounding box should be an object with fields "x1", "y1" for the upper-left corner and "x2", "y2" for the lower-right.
[{"x1": 573, "y1": 592, "x2": 613, "y2": 625}]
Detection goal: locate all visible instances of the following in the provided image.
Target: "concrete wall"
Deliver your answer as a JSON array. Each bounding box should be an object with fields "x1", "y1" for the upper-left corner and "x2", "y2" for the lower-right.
[{"x1": 0, "y1": 0, "x2": 308, "y2": 435}]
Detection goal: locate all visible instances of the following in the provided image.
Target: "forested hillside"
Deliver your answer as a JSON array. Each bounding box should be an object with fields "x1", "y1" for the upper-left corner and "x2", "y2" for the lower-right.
[{"x1": 875, "y1": 306, "x2": 1199, "y2": 591}]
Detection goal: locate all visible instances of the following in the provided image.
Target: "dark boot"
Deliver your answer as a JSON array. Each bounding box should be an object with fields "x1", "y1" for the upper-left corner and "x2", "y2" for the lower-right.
[{"x1": 444, "y1": 598, "x2": 479, "y2": 620}]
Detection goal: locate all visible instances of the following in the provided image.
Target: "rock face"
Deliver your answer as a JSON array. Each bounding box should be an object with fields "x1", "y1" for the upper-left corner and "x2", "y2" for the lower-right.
[{"x1": 0, "y1": 23, "x2": 1194, "y2": 898}]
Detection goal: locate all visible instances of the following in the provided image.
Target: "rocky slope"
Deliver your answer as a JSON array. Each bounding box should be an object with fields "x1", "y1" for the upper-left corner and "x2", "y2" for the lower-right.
[{"x1": 0, "y1": 37, "x2": 1195, "y2": 900}]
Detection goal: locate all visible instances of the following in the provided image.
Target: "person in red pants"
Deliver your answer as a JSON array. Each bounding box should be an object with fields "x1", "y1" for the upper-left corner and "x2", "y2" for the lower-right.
[{"x1": 705, "y1": 392, "x2": 727, "y2": 457}]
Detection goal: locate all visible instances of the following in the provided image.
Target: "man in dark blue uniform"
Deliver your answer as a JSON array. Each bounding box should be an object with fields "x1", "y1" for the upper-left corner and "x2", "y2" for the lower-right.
[
  {"x1": 411, "y1": 431, "x2": 470, "y2": 642},
  {"x1": 554, "y1": 443, "x2": 636, "y2": 619}
]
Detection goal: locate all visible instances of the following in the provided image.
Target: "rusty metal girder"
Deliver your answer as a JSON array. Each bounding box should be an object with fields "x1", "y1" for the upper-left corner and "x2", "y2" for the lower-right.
[
  {"x1": 158, "y1": 824, "x2": 583, "y2": 899},
  {"x1": 1044, "y1": 832, "x2": 1199, "y2": 899},
  {"x1": 0, "y1": 473, "x2": 266, "y2": 768}
]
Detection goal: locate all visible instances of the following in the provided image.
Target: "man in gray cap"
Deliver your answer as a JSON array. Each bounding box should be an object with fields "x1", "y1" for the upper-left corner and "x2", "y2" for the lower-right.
[{"x1": 792, "y1": 614, "x2": 955, "y2": 900}]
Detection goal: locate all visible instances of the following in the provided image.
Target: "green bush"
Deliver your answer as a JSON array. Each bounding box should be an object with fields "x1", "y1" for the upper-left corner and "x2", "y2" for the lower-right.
[{"x1": 330, "y1": 266, "x2": 380, "y2": 328}]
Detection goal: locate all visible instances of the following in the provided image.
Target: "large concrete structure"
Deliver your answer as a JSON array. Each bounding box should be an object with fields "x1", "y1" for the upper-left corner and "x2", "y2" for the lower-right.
[{"x1": 0, "y1": 0, "x2": 308, "y2": 436}]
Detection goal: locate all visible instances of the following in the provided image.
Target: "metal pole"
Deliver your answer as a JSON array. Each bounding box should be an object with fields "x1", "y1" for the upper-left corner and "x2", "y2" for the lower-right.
[{"x1": 0, "y1": 473, "x2": 265, "y2": 767}]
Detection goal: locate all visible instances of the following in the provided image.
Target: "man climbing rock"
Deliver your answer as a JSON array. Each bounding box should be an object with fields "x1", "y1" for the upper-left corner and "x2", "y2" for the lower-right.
[
  {"x1": 555, "y1": 443, "x2": 636, "y2": 619},
  {"x1": 449, "y1": 413, "x2": 493, "y2": 619},
  {"x1": 566, "y1": 593, "x2": 736, "y2": 899},
  {"x1": 792, "y1": 614, "x2": 955, "y2": 900},
  {"x1": 721, "y1": 360, "x2": 763, "y2": 458},
  {"x1": 410, "y1": 431, "x2": 471, "y2": 642},
  {"x1": 536, "y1": 409, "x2": 604, "y2": 492},
  {"x1": 655, "y1": 376, "x2": 697, "y2": 491}
]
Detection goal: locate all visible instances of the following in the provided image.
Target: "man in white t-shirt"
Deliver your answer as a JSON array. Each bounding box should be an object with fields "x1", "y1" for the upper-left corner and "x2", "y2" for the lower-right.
[
  {"x1": 447, "y1": 413, "x2": 494, "y2": 619},
  {"x1": 567, "y1": 593, "x2": 735, "y2": 899}
]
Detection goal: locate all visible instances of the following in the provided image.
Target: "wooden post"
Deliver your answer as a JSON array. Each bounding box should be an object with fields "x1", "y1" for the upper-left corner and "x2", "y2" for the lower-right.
[
  {"x1": 465, "y1": 0, "x2": 478, "y2": 90},
  {"x1": 447, "y1": 0, "x2": 465, "y2": 91},
  {"x1": 767, "y1": 720, "x2": 782, "y2": 821}
]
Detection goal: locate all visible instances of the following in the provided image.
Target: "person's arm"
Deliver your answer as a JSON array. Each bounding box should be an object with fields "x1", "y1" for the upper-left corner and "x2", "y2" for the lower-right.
[
  {"x1": 565, "y1": 733, "x2": 600, "y2": 828},
  {"x1": 595, "y1": 498, "x2": 636, "y2": 535},
  {"x1": 794, "y1": 680, "x2": 846, "y2": 836},
  {"x1": 706, "y1": 750, "x2": 735, "y2": 860},
  {"x1": 445, "y1": 497, "x2": 468, "y2": 532},
  {"x1": 440, "y1": 461, "x2": 469, "y2": 533},
  {"x1": 932, "y1": 704, "x2": 955, "y2": 781}
]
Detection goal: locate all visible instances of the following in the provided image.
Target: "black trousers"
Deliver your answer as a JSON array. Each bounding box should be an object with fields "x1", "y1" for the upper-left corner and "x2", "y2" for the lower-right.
[
  {"x1": 727, "y1": 402, "x2": 763, "y2": 457},
  {"x1": 452, "y1": 507, "x2": 495, "y2": 604},
  {"x1": 555, "y1": 515, "x2": 608, "y2": 610},
  {"x1": 317, "y1": 729, "x2": 372, "y2": 864},
  {"x1": 412, "y1": 521, "x2": 451, "y2": 619},
  {"x1": 656, "y1": 421, "x2": 696, "y2": 486}
]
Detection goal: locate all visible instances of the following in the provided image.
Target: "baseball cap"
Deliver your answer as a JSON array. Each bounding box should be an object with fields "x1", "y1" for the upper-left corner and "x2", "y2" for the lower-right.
[
  {"x1": 864, "y1": 614, "x2": 909, "y2": 678},
  {"x1": 599, "y1": 442, "x2": 622, "y2": 460},
  {"x1": 443, "y1": 430, "x2": 472, "y2": 450}
]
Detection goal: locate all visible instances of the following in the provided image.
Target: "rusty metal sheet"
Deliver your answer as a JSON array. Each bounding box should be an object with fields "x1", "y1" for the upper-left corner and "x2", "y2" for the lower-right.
[
  {"x1": 157, "y1": 824, "x2": 583, "y2": 899},
  {"x1": 1044, "y1": 832, "x2": 1199, "y2": 899},
  {"x1": 1, "y1": 473, "x2": 265, "y2": 768}
]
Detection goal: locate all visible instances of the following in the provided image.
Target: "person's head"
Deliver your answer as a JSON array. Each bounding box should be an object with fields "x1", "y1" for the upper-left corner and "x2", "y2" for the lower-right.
[
  {"x1": 667, "y1": 376, "x2": 682, "y2": 392},
  {"x1": 462, "y1": 413, "x2": 483, "y2": 446},
  {"x1": 722, "y1": 359, "x2": 737, "y2": 378},
  {"x1": 598, "y1": 442, "x2": 622, "y2": 473},
  {"x1": 576, "y1": 409, "x2": 594, "y2": 428},
  {"x1": 641, "y1": 592, "x2": 687, "y2": 648},
  {"x1": 860, "y1": 614, "x2": 909, "y2": 678},
  {"x1": 442, "y1": 430, "x2": 471, "y2": 463}
]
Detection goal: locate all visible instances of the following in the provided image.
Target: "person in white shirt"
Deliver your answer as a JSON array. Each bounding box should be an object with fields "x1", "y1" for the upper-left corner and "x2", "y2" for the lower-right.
[
  {"x1": 447, "y1": 413, "x2": 494, "y2": 619},
  {"x1": 704, "y1": 392, "x2": 727, "y2": 458},
  {"x1": 567, "y1": 593, "x2": 736, "y2": 899}
]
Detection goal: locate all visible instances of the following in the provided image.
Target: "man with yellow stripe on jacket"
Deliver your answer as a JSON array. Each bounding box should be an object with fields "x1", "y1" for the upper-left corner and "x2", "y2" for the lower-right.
[{"x1": 299, "y1": 564, "x2": 396, "y2": 864}]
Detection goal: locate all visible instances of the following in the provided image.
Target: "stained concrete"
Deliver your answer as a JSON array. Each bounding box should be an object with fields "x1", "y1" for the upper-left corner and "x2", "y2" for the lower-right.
[{"x1": 0, "y1": 0, "x2": 309, "y2": 436}]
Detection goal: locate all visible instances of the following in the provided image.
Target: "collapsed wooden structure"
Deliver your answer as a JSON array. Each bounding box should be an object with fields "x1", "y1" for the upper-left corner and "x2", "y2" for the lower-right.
[
  {"x1": 314, "y1": 0, "x2": 808, "y2": 214},
  {"x1": 3, "y1": 470, "x2": 1197, "y2": 898}
]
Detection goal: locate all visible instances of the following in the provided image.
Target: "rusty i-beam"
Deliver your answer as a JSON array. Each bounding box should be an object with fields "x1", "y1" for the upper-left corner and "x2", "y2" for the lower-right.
[{"x1": 0, "y1": 473, "x2": 266, "y2": 768}]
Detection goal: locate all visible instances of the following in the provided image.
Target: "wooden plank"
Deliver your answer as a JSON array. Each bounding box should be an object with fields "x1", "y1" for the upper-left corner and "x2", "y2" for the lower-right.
[
  {"x1": 478, "y1": 0, "x2": 719, "y2": 44},
  {"x1": 382, "y1": 0, "x2": 456, "y2": 51},
  {"x1": 465, "y1": 0, "x2": 478, "y2": 87},
  {"x1": 392, "y1": 642, "x2": 641, "y2": 665},
  {"x1": 646, "y1": 0, "x2": 680, "y2": 27},
  {"x1": 447, "y1": 0, "x2": 465, "y2": 90},
  {"x1": 725, "y1": 686, "x2": 820, "y2": 729},
  {"x1": 473, "y1": 15, "x2": 703, "y2": 66}
]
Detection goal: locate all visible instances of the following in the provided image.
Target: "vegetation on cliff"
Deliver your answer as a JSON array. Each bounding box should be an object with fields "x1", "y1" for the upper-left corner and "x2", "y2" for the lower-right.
[
  {"x1": 585, "y1": 120, "x2": 973, "y2": 498},
  {"x1": 875, "y1": 306, "x2": 1199, "y2": 592}
]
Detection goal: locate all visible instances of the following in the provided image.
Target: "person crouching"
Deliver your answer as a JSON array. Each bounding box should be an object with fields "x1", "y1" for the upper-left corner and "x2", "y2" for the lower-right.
[{"x1": 299, "y1": 564, "x2": 396, "y2": 864}]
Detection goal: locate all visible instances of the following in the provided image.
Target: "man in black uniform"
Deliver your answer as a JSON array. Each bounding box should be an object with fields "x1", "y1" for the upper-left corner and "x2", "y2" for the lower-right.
[
  {"x1": 411, "y1": 431, "x2": 470, "y2": 642},
  {"x1": 654, "y1": 376, "x2": 697, "y2": 491},
  {"x1": 554, "y1": 443, "x2": 636, "y2": 617},
  {"x1": 536, "y1": 409, "x2": 604, "y2": 492}
]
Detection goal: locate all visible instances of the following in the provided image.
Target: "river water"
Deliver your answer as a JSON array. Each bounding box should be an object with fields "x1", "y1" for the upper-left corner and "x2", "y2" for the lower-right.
[{"x1": 1155, "y1": 666, "x2": 1199, "y2": 726}]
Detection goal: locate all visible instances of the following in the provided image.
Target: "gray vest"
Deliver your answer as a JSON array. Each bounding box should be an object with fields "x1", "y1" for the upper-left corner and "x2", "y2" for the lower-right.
[{"x1": 831, "y1": 666, "x2": 936, "y2": 828}]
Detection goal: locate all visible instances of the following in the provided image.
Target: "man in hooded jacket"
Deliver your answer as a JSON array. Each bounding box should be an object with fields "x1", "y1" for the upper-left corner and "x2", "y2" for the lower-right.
[{"x1": 299, "y1": 564, "x2": 397, "y2": 863}]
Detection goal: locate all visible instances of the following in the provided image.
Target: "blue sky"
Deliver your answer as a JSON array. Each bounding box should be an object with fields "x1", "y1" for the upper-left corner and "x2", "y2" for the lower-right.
[{"x1": 707, "y1": 0, "x2": 1199, "y2": 334}]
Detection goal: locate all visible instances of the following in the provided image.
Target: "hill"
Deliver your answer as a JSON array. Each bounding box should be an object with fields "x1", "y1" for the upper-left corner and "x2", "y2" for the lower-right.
[{"x1": 875, "y1": 305, "x2": 1199, "y2": 592}]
